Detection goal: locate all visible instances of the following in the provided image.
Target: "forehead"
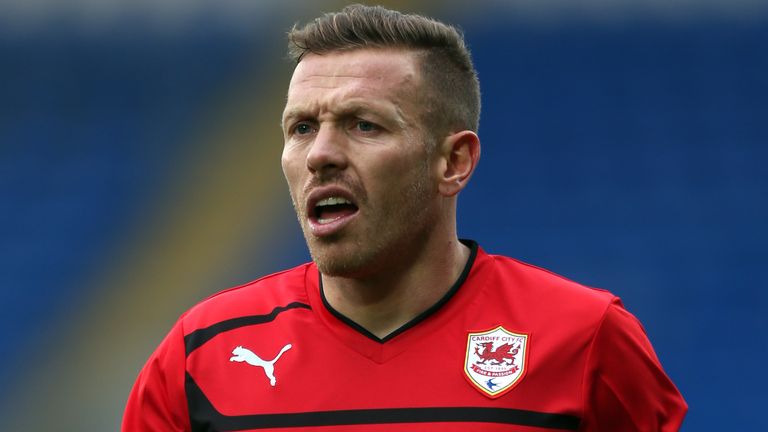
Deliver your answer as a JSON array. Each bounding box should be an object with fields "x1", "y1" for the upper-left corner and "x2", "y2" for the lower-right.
[{"x1": 284, "y1": 49, "x2": 422, "y2": 117}]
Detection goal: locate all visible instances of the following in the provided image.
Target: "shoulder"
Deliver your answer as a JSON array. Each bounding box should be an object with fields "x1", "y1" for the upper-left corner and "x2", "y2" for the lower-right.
[
  {"x1": 474, "y1": 250, "x2": 617, "y2": 331},
  {"x1": 179, "y1": 263, "x2": 315, "y2": 332},
  {"x1": 486, "y1": 252, "x2": 615, "y2": 307}
]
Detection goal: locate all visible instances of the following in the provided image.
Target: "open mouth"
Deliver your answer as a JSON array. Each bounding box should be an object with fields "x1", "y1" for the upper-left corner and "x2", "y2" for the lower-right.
[{"x1": 313, "y1": 196, "x2": 359, "y2": 225}]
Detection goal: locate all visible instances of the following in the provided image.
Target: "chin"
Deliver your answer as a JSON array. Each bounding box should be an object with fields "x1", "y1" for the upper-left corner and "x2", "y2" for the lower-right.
[
  {"x1": 314, "y1": 255, "x2": 369, "y2": 278},
  {"x1": 309, "y1": 241, "x2": 376, "y2": 278}
]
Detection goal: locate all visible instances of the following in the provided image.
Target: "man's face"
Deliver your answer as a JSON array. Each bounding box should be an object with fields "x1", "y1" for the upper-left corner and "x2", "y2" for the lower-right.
[{"x1": 281, "y1": 49, "x2": 439, "y2": 278}]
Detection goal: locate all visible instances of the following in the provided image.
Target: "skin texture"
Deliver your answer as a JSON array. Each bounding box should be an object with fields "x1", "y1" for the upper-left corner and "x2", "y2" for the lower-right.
[{"x1": 281, "y1": 48, "x2": 480, "y2": 338}]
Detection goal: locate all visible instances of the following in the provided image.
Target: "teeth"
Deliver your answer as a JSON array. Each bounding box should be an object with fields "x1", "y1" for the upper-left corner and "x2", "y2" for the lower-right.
[
  {"x1": 316, "y1": 197, "x2": 352, "y2": 207},
  {"x1": 314, "y1": 196, "x2": 354, "y2": 225}
]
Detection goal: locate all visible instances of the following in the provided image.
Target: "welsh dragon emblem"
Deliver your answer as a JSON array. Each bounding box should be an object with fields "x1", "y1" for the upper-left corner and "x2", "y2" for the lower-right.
[
  {"x1": 464, "y1": 326, "x2": 528, "y2": 398},
  {"x1": 474, "y1": 341, "x2": 521, "y2": 366}
]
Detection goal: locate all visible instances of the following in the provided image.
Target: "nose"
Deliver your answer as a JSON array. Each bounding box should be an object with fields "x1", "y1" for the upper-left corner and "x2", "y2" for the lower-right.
[{"x1": 306, "y1": 125, "x2": 348, "y2": 176}]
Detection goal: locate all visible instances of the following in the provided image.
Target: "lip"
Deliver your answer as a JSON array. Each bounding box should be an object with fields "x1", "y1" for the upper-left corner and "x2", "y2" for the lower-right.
[{"x1": 306, "y1": 186, "x2": 360, "y2": 237}]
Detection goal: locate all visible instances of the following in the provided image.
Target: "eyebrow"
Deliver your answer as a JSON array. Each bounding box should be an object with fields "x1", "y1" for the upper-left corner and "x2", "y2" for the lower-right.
[
  {"x1": 281, "y1": 108, "x2": 305, "y2": 130},
  {"x1": 282, "y1": 99, "x2": 408, "y2": 131}
]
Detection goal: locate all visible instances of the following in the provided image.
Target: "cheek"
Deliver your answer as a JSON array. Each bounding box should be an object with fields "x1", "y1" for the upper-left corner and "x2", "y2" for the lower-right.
[
  {"x1": 281, "y1": 149, "x2": 304, "y2": 185},
  {"x1": 368, "y1": 155, "x2": 429, "y2": 195}
]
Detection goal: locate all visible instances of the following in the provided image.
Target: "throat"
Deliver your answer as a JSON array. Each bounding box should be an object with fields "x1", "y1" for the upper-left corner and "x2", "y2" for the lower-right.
[
  {"x1": 323, "y1": 281, "x2": 417, "y2": 340},
  {"x1": 321, "y1": 272, "x2": 451, "y2": 340},
  {"x1": 319, "y1": 239, "x2": 475, "y2": 340}
]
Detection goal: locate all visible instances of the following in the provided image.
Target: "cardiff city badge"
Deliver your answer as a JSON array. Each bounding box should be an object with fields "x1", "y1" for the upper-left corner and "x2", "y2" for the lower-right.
[{"x1": 464, "y1": 326, "x2": 529, "y2": 398}]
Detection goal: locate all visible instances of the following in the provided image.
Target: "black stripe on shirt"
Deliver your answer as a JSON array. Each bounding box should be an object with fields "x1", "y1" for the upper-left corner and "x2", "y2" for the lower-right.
[
  {"x1": 184, "y1": 302, "x2": 311, "y2": 356},
  {"x1": 186, "y1": 373, "x2": 580, "y2": 431}
]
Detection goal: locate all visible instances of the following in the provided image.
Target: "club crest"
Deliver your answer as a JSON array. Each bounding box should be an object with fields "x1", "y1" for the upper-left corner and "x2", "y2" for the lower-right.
[{"x1": 464, "y1": 326, "x2": 528, "y2": 398}]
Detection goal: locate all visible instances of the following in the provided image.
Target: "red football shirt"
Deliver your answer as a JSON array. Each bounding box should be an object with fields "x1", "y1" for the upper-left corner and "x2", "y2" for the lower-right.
[{"x1": 123, "y1": 242, "x2": 687, "y2": 431}]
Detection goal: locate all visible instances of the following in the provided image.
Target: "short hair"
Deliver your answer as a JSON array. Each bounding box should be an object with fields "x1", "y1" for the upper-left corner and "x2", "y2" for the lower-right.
[{"x1": 287, "y1": 4, "x2": 481, "y2": 142}]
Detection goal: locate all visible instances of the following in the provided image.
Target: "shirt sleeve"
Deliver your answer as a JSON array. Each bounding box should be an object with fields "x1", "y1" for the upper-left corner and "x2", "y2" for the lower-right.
[
  {"x1": 122, "y1": 318, "x2": 191, "y2": 432},
  {"x1": 580, "y1": 298, "x2": 687, "y2": 431}
]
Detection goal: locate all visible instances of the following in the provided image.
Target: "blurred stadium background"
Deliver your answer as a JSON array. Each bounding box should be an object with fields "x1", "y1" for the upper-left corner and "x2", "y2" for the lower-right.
[{"x1": 1, "y1": 0, "x2": 766, "y2": 430}]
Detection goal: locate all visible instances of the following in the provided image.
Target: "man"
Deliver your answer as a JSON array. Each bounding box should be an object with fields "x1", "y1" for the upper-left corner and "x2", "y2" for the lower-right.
[{"x1": 123, "y1": 5, "x2": 687, "y2": 431}]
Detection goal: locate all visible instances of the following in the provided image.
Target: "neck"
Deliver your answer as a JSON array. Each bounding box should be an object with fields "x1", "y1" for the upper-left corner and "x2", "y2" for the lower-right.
[{"x1": 321, "y1": 233, "x2": 471, "y2": 339}]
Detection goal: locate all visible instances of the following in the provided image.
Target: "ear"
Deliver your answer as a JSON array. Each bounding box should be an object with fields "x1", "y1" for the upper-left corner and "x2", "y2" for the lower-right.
[{"x1": 436, "y1": 130, "x2": 480, "y2": 197}]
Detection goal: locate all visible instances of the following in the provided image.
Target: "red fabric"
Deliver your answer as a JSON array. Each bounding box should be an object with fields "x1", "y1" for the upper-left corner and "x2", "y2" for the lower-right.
[
  {"x1": 122, "y1": 246, "x2": 686, "y2": 431},
  {"x1": 122, "y1": 316, "x2": 190, "y2": 432},
  {"x1": 579, "y1": 302, "x2": 687, "y2": 431}
]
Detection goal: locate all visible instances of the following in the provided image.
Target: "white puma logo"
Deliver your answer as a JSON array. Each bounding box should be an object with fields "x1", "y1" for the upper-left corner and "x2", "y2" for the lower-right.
[{"x1": 229, "y1": 344, "x2": 293, "y2": 386}]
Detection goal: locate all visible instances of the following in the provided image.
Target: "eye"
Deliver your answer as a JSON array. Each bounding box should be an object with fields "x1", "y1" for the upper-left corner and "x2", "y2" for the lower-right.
[
  {"x1": 355, "y1": 120, "x2": 378, "y2": 133},
  {"x1": 294, "y1": 122, "x2": 315, "y2": 135}
]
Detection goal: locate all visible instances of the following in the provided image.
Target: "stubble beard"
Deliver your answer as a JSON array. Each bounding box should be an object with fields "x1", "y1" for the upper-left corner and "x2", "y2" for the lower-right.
[{"x1": 292, "y1": 160, "x2": 434, "y2": 279}]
